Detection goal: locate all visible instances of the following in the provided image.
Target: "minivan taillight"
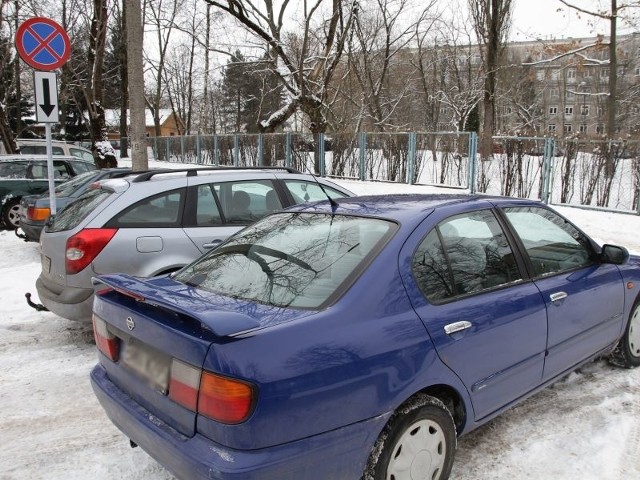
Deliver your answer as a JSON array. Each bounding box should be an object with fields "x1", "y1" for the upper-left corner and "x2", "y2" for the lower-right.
[
  {"x1": 92, "y1": 314, "x2": 119, "y2": 361},
  {"x1": 65, "y1": 228, "x2": 118, "y2": 274},
  {"x1": 168, "y1": 359, "x2": 256, "y2": 424},
  {"x1": 27, "y1": 206, "x2": 50, "y2": 221}
]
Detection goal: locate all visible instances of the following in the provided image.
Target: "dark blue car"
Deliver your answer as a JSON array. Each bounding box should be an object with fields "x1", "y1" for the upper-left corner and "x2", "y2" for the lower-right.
[{"x1": 90, "y1": 194, "x2": 640, "y2": 480}]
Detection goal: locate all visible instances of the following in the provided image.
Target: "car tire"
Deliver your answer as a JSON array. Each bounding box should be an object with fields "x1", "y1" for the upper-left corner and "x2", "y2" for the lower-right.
[
  {"x1": 363, "y1": 394, "x2": 456, "y2": 480},
  {"x1": 2, "y1": 198, "x2": 21, "y2": 229},
  {"x1": 610, "y1": 299, "x2": 640, "y2": 369}
]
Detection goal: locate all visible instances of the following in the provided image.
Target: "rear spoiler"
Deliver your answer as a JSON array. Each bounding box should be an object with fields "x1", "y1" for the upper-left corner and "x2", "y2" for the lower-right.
[{"x1": 92, "y1": 274, "x2": 261, "y2": 337}]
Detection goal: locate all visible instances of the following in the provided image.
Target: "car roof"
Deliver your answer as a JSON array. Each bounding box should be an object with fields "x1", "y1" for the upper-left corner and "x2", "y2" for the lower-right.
[
  {"x1": 287, "y1": 193, "x2": 542, "y2": 223},
  {"x1": 0, "y1": 154, "x2": 83, "y2": 162}
]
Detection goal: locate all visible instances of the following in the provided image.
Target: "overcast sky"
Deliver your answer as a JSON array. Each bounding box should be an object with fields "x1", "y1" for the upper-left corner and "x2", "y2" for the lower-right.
[{"x1": 510, "y1": 0, "x2": 624, "y2": 42}]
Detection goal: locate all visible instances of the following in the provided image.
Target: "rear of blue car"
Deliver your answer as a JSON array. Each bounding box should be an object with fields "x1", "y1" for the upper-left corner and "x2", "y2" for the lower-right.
[{"x1": 90, "y1": 211, "x2": 402, "y2": 479}]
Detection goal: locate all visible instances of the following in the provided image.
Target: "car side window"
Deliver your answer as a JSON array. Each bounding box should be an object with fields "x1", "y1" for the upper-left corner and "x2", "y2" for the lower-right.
[
  {"x1": 70, "y1": 160, "x2": 95, "y2": 173},
  {"x1": 283, "y1": 180, "x2": 348, "y2": 204},
  {"x1": 111, "y1": 189, "x2": 184, "y2": 226},
  {"x1": 69, "y1": 148, "x2": 94, "y2": 163},
  {"x1": 195, "y1": 184, "x2": 222, "y2": 226},
  {"x1": 213, "y1": 180, "x2": 281, "y2": 224},
  {"x1": 0, "y1": 162, "x2": 29, "y2": 178},
  {"x1": 503, "y1": 207, "x2": 594, "y2": 277},
  {"x1": 413, "y1": 210, "x2": 522, "y2": 302}
]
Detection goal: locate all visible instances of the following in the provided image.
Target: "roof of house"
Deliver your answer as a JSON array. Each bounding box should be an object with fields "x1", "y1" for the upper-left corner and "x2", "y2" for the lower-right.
[{"x1": 103, "y1": 109, "x2": 177, "y2": 128}]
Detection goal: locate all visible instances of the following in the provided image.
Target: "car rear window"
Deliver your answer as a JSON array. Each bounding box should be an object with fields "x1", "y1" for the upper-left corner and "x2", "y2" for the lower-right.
[
  {"x1": 174, "y1": 212, "x2": 396, "y2": 309},
  {"x1": 53, "y1": 171, "x2": 96, "y2": 196},
  {"x1": 48, "y1": 187, "x2": 112, "y2": 232}
]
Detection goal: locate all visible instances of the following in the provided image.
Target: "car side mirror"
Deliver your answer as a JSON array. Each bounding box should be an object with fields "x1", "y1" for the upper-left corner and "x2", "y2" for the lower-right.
[{"x1": 601, "y1": 244, "x2": 629, "y2": 265}]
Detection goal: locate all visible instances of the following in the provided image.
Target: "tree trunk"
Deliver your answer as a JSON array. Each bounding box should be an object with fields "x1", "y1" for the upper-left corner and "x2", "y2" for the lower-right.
[
  {"x1": 126, "y1": 0, "x2": 148, "y2": 170},
  {"x1": 119, "y1": 0, "x2": 129, "y2": 157}
]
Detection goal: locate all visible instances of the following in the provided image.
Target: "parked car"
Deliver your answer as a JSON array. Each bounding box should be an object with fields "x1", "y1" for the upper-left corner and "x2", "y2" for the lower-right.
[
  {"x1": 36, "y1": 166, "x2": 353, "y2": 322},
  {"x1": 16, "y1": 139, "x2": 95, "y2": 163},
  {"x1": 88, "y1": 193, "x2": 639, "y2": 480},
  {"x1": 0, "y1": 155, "x2": 97, "y2": 229},
  {"x1": 18, "y1": 168, "x2": 135, "y2": 242}
]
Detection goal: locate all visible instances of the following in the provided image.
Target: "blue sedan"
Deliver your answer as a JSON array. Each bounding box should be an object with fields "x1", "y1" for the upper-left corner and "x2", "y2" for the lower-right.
[{"x1": 90, "y1": 194, "x2": 640, "y2": 480}]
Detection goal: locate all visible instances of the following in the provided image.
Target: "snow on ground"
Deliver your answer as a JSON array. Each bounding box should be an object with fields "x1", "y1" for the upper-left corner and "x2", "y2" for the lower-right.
[{"x1": 0, "y1": 160, "x2": 639, "y2": 480}]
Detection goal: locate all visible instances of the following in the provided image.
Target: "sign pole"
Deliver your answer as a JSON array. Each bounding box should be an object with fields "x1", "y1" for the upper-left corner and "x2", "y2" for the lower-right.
[
  {"x1": 16, "y1": 17, "x2": 71, "y2": 221},
  {"x1": 44, "y1": 123, "x2": 56, "y2": 215}
]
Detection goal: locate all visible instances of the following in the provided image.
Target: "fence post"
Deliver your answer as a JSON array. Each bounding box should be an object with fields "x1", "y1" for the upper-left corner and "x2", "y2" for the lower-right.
[
  {"x1": 153, "y1": 137, "x2": 158, "y2": 161},
  {"x1": 541, "y1": 137, "x2": 555, "y2": 204},
  {"x1": 285, "y1": 132, "x2": 292, "y2": 168},
  {"x1": 196, "y1": 134, "x2": 201, "y2": 164},
  {"x1": 359, "y1": 132, "x2": 367, "y2": 181},
  {"x1": 319, "y1": 133, "x2": 326, "y2": 176},
  {"x1": 234, "y1": 134, "x2": 239, "y2": 166},
  {"x1": 407, "y1": 132, "x2": 417, "y2": 185},
  {"x1": 468, "y1": 132, "x2": 478, "y2": 194},
  {"x1": 180, "y1": 136, "x2": 185, "y2": 163},
  {"x1": 165, "y1": 137, "x2": 170, "y2": 162},
  {"x1": 213, "y1": 135, "x2": 219, "y2": 166},
  {"x1": 258, "y1": 134, "x2": 264, "y2": 166}
]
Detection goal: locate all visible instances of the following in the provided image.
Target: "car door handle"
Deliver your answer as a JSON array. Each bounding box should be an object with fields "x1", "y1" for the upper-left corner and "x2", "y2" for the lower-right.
[
  {"x1": 444, "y1": 321, "x2": 473, "y2": 335},
  {"x1": 203, "y1": 239, "x2": 223, "y2": 249},
  {"x1": 550, "y1": 291, "x2": 568, "y2": 302}
]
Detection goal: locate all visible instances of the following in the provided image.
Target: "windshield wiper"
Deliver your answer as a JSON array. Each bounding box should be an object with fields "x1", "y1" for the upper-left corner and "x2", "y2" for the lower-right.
[{"x1": 216, "y1": 243, "x2": 317, "y2": 273}]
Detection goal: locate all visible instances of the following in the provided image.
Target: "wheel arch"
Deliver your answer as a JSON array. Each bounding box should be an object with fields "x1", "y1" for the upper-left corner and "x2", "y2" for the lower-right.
[{"x1": 416, "y1": 383, "x2": 468, "y2": 434}]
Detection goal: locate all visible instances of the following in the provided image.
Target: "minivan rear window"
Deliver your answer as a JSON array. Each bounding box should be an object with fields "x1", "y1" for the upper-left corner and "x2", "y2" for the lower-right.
[{"x1": 48, "y1": 188, "x2": 112, "y2": 232}]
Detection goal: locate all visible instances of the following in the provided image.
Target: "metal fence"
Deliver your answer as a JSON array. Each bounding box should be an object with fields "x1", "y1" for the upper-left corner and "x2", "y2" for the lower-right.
[{"x1": 141, "y1": 132, "x2": 640, "y2": 215}]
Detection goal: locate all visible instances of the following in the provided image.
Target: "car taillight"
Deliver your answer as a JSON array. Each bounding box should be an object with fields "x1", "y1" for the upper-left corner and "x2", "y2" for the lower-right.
[
  {"x1": 27, "y1": 206, "x2": 50, "y2": 221},
  {"x1": 198, "y1": 372, "x2": 255, "y2": 424},
  {"x1": 169, "y1": 359, "x2": 202, "y2": 411},
  {"x1": 66, "y1": 228, "x2": 118, "y2": 274},
  {"x1": 168, "y1": 359, "x2": 255, "y2": 424},
  {"x1": 93, "y1": 314, "x2": 119, "y2": 361}
]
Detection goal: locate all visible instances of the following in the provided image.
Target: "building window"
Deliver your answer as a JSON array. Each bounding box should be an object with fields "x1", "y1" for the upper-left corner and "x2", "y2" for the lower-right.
[
  {"x1": 565, "y1": 106, "x2": 574, "y2": 115},
  {"x1": 600, "y1": 68, "x2": 609, "y2": 78},
  {"x1": 548, "y1": 124, "x2": 557, "y2": 133},
  {"x1": 596, "y1": 124, "x2": 604, "y2": 134},
  {"x1": 567, "y1": 69, "x2": 576, "y2": 80},
  {"x1": 581, "y1": 105, "x2": 590, "y2": 116},
  {"x1": 583, "y1": 69, "x2": 593, "y2": 78},
  {"x1": 564, "y1": 124, "x2": 573, "y2": 133},
  {"x1": 635, "y1": 66, "x2": 640, "y2": 76},
  {"x1": 597, "y1": 106, "x2": 605, "y2": 116},
  {"x1": 504, "y1": 106, "x2": 513, "y2": 115},
  {"x1": 551, "y1": 69, "x2": 560, "y2": 80},
  {"x1": 550, "y1": 87, "x2": 560, "y2": 97},
  {"x1": 566, "y1": 90, "x2": 575, "y2": 101},
  {"x1": 579, "y1": 124, "x2": 588, "y2": 134},
  {"x1": 536, "y1": 70, "x2": 545, "y2": 81},
  {"x1": 549, "y1": 106, "x2": 558, "y2": 115}
]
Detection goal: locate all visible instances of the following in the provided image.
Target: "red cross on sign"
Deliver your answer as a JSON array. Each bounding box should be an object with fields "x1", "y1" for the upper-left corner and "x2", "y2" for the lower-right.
[{"x1": 15, "y1": 17, "x2": 71, "y2": 71}]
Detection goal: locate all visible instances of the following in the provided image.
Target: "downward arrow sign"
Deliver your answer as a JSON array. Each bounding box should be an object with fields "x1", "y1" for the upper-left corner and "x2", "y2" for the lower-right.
[
  {"x1": 39, "y1": 78, "x2": 56, "y2": 117},
  {"x1": 34, "y1": 71, "x2": 59, "y2": 123}
]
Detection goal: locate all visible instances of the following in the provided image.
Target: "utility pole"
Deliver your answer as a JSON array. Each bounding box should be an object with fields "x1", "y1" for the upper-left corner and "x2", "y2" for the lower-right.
[{"x1": 125, "y1": 0, "x2": 148, "y2": 170}]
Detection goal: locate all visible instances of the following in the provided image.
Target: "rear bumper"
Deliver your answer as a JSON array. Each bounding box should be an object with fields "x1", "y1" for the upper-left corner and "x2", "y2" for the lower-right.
[
  {"x1": 90, "y1": 365, "x2": 385, "y2": 480},
  {"x1": 19, "y1": 220, "x2": 44, "y2": 242},
  {"x1": 36, "y1": 275, "x2": 94, "y2": 322}
]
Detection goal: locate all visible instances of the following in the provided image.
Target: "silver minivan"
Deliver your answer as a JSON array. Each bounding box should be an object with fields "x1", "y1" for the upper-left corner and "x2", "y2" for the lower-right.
[{"x1": 36, "y1": 166, "x2": 353, "y2": 322}]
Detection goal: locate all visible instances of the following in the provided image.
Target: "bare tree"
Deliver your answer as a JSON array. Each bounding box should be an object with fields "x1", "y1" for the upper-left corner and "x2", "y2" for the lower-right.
[
  {"x1": 84, "y1": 0, "x2": 117, "y2": 167},
  {"x1": 204, "y1": 0, "x2": 358, "y2": 137},
  {"x1": 347, "y1": 0, "x2": 434, "y2": 132},
  {"x1": 0, "y1": 0, "x2": 19, "y2": 153},
  {"x1": 469, "y1": 0, "x2": 513, "y2": 157}
]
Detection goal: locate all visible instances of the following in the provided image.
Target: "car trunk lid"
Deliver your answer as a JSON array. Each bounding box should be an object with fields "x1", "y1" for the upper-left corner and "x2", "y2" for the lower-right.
[{"x1": 92, "y1": 273, "x2": 309, "y2": 438}]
